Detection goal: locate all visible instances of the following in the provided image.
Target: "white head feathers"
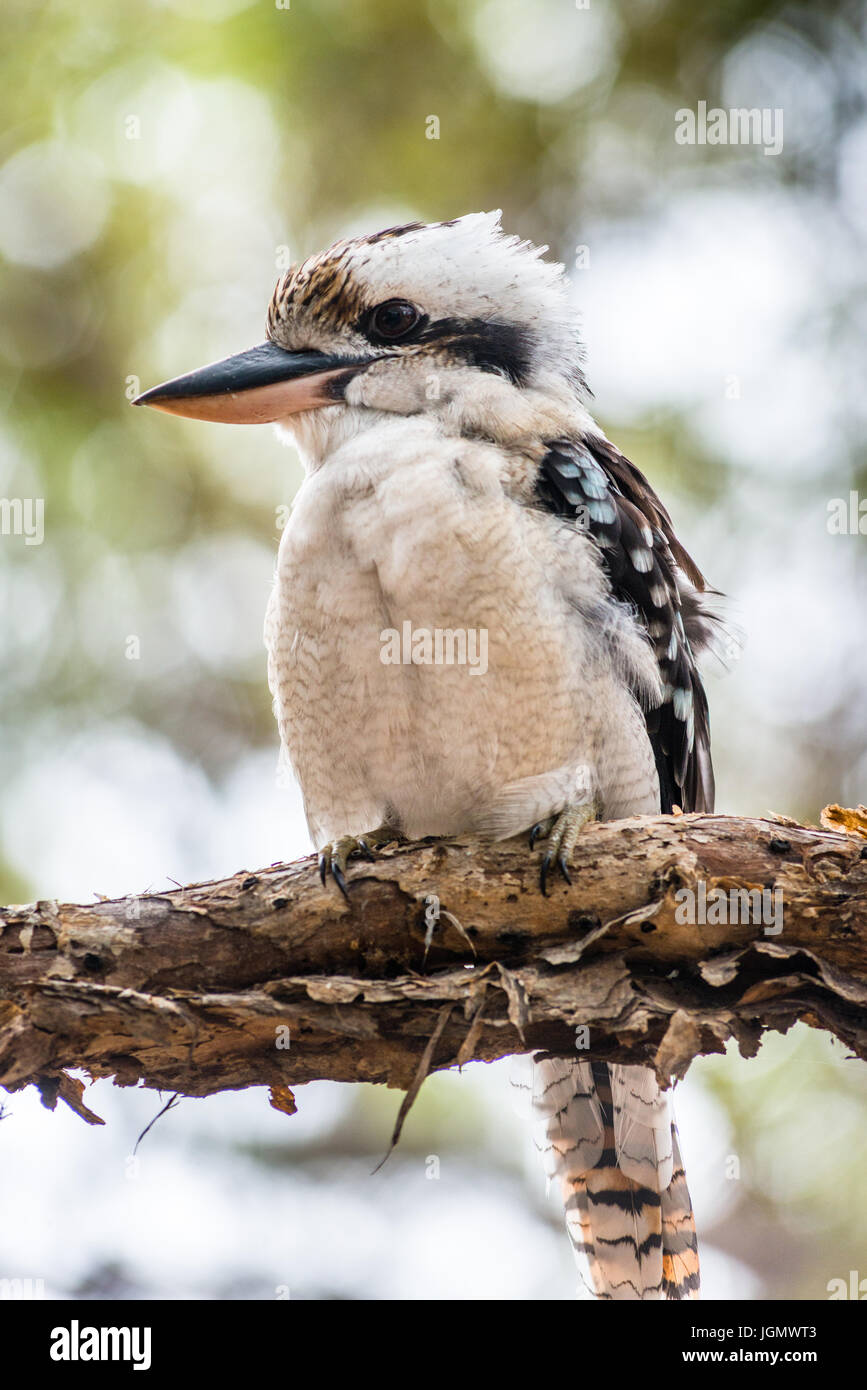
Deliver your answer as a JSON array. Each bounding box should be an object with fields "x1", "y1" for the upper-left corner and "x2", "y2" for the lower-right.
[
  {"x1": 346, "y1": 211, "x2": 577, "y2": 357},
  {"x1": 269, "y1": 210, "x2": 584, "y2": 390}
]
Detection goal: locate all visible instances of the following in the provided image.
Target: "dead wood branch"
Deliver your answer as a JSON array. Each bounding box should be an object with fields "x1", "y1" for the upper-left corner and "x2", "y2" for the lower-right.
[{"x1": 1, "y1": 812, "x2": 866, "y2": 1122}]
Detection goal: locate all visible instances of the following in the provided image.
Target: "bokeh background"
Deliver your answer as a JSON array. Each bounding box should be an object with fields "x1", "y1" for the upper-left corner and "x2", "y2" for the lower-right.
[{"x1": 1, "y1": 0, "x2": 866, "y2": 1300}]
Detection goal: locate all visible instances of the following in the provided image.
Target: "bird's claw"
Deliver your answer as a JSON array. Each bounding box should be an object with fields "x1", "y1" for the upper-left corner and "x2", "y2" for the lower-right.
[
  {"x1": 533, "y1": 801, "x2": 598, "y2": 896},
  {"x1": 528, "y1": 818, "x2": 554, "y2": 850},
  {"x1": 318, "y1": 825, "x2": 402, "y2": 900}
]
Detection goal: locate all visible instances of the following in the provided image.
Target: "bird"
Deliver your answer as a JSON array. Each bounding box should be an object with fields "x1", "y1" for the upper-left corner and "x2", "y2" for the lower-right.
[{"x1": 134, "y1": 210, "x2": 715, "y2": 1300}]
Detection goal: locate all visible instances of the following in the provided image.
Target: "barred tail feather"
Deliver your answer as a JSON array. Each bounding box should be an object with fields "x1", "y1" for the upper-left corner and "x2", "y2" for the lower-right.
[
  {"x1": 522, "y1": 1056, "x2": 700, "y2": 1300},
  {"x1": 661, "y1": 1123, "x2": 701, "y2": 1298}
]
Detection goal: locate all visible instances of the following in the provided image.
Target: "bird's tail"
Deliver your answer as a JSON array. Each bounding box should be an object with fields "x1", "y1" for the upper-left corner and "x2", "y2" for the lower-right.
[{"x1": 519, "y1": 1057, "x2": 700, "y2": 1299}]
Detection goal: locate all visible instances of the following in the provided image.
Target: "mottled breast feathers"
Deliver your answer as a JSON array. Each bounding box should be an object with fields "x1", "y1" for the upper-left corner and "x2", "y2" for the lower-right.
[{"x1": 535, "y1": 435, "x2": 716, "y2": 815}]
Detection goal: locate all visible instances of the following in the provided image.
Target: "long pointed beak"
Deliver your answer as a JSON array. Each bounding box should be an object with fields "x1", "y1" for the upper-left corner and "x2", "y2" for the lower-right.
[{"x1": 132, "y1": 341, "x2": 374, "y2": 424}]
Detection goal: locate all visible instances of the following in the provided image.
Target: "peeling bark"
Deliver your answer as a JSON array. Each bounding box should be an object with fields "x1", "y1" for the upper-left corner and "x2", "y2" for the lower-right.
[{"x1": 1, "y1": 812, "x2": 866, "y2": 1122}]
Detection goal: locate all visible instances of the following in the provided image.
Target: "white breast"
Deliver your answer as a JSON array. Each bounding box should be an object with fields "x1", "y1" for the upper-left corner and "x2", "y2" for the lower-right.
[{"x1": 265, "y1": 417, "x2": 660, "y2": 847}]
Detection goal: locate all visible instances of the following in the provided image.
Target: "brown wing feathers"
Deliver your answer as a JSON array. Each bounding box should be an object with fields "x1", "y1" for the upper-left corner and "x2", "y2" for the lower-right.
[{"x1": 536, "y1": 435, "x2": 716, "y2": 815}]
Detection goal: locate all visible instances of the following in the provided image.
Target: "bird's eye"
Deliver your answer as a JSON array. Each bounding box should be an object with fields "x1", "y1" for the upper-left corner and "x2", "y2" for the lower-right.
[{"x1": 367, "y1": 299, "x2": 422, "y2": 341}]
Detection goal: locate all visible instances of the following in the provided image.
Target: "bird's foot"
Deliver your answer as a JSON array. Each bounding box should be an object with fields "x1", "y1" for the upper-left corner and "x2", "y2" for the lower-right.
[
  {"x1": 529, "y1": 799, "x2": 599, "y2": 896},
  {"x1": 318, "y1": 824, "x2": 403, "y2": 900}
]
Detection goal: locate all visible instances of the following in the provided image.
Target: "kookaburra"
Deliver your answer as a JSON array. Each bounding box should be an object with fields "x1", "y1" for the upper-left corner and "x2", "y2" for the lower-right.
[{"x1": 136, "y1": 211, "x2": 713, "y2": 1300}]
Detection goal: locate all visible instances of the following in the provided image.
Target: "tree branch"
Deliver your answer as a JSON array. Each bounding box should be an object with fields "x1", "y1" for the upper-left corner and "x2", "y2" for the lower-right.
[{"x1": 1, "y1": 812, "x2": 866, "y2": 1123}]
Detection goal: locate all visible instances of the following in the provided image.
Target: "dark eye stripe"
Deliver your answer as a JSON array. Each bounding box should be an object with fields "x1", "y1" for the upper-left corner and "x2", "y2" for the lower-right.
[{"x1": 416, "y1": 317, "x2": 532, "y2": 385}]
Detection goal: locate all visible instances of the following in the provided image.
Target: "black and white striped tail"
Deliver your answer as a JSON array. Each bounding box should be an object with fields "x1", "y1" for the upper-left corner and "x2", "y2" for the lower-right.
[{"x1": 516, "y1": 1057, "x2": 700, "y2": 1299}]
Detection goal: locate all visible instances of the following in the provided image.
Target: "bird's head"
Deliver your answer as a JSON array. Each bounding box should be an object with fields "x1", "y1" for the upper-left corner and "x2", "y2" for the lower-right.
[{"x1": 134, "y1": 211, "x2": 587, "y2": 461}]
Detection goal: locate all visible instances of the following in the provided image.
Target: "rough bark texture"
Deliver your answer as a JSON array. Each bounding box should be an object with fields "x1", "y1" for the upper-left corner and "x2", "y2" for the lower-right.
[{"x1": 1, "y1": 812, "x2": 866, "y2": 1124}]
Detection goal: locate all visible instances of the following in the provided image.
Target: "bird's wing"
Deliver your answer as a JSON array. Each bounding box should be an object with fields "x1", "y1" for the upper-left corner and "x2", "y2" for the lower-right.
[{"x1": 535, "y1": 434, "x2": 718, "y2": 814}]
